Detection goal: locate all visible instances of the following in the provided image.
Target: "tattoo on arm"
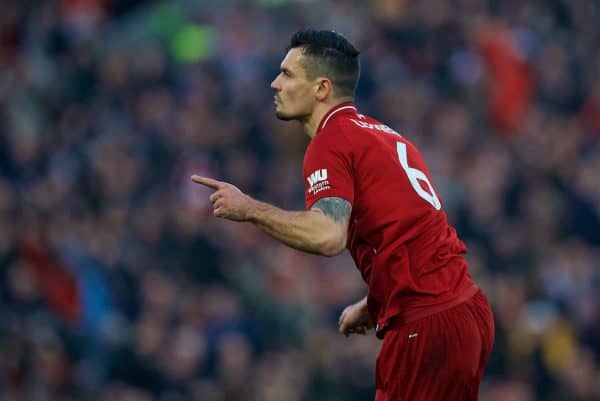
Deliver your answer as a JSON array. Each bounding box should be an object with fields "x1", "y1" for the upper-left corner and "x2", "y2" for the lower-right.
[{"x1": 311, "y1": 197, "x2": 352, "y2": 224}]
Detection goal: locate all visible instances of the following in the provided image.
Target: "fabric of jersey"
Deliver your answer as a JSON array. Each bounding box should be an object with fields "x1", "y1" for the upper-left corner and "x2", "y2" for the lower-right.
[{"x1": 303, "y1": 102, "x2": 476, "y2": 333}]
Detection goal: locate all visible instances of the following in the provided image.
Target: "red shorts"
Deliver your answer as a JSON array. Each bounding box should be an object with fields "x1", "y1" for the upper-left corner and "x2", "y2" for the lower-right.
[{"x1": 374, "y1": 290, "x2": 494, "y2": 401}]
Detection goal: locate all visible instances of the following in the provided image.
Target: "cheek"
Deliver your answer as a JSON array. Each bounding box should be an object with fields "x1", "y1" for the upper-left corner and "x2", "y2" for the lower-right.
[
  {"x1": 287, "y1": 83, "x2": 312, "y2": 105},
  {"x1": 284, "y1": 83, "x2": 298, "y2": 100}
]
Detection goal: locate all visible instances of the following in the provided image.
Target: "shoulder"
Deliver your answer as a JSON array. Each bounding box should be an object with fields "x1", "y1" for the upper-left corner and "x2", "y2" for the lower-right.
[
  {"x1": 317, "y1": 116, "x2": 362, "y2": 146},
  {"x1": 309, "y1": 120, "x2": 354, "y2": 153},
  {"x1": 303, "y1": 121, "x2": 355, "y2": 169}
]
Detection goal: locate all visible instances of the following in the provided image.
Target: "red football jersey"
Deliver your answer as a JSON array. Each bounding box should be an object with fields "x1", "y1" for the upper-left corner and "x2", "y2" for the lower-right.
[{"x1": 303, "y1": 102, "x2": 476, "y2": 333}]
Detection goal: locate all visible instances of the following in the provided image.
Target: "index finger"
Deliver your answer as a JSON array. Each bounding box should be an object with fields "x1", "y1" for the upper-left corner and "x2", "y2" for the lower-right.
[{"x1": 191, "y1": 175, "x2": 223, "y2": 190}]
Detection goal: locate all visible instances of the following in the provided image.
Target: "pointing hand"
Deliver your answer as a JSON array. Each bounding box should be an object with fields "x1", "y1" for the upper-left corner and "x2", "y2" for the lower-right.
[{"x1": 191, "y1": 175, "x2": 254, "y2": 221}]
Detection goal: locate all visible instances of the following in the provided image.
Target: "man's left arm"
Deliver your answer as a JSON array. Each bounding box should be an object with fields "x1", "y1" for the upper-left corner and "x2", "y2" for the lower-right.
[{"x1": 192, "y1": 175, "x2": 351, "y2": 257}]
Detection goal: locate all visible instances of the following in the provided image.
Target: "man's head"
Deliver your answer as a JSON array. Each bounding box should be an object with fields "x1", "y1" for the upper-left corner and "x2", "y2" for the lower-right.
[{"x1": 271, "y1": 29, "x2": 360, "y2": 121}]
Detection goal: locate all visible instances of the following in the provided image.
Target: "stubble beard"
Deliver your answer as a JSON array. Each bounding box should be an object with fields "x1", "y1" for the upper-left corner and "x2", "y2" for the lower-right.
[
  {"x1": 275, "y1": 110, "x2": 297, "y2": 121},
  {"x1": 275, "y1": 105, "x2": 310, "y2": 122}
]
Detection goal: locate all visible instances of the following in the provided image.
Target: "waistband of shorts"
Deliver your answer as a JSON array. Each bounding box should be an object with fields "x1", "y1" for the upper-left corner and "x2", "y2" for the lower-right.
[{"x1": 375, "y1": 284, "x2": 480, "y2": 339}]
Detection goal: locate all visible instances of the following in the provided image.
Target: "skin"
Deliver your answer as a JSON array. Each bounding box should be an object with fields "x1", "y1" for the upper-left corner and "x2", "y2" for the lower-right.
[
  {"x1": 271, "y1": 47, "x2": 353, "y2": 138},
  {"x1": 339, "y1": 296, "x2": 372, "y2": 336},
  {"x1": 192, "y1": 46, "x2": 371, "y2": 336}
]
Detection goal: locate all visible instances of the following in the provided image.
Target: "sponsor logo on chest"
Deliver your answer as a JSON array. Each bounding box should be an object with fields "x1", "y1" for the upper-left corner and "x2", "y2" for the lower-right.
[{"x1": 307, "y1": 168, "x2": 330, "y2": 194}]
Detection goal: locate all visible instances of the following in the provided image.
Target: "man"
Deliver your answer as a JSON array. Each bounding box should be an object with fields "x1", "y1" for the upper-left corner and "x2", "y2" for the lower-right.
[{"x1": 192, "y1": 29, "x2": 494, "y2": 401}]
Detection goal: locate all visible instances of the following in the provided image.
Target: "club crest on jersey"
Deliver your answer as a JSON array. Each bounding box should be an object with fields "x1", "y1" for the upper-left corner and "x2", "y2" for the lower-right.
[{"x1": 307, "y1": 169, "x2": 330, "y2": 194}]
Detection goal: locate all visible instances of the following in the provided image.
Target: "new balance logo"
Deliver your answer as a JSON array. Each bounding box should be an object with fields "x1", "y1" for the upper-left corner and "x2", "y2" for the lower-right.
[
  {"x1": 307, "y1": 169, "x2": 328, "y2": 186},
  {"x1": 306, "y1": 169, "x2": 330, "y2": 194}
]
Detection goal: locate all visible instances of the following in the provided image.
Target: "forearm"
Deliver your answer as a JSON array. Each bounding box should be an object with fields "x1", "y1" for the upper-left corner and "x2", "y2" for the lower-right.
[
  {"x1": 247, "y1": 199, "x2": 345, "y2": 256},
  {"x1": 192, "y1": 175, "x2": 351, "y2": 256}
]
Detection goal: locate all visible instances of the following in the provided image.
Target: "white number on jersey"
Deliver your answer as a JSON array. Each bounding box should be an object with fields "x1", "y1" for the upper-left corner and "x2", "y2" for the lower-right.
[{"x1": 396, "y1": 142, "x2": 442, "y2": 210}]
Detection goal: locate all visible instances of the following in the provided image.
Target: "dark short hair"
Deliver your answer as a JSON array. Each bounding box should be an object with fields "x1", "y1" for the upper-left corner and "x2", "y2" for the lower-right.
[{"x1": 287, "y1": 29, "x2": 360, "y2": 99}]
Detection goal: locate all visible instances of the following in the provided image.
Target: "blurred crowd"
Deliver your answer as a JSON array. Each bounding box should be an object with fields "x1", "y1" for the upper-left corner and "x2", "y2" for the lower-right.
[{"x1": 1, "y1": 0, "x2": 599, "y2": 400}]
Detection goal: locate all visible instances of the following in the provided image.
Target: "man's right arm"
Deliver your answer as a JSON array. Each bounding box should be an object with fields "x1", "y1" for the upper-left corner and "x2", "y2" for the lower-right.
[
  {"x1": 247, "y1": 196, "x2": 351, "y2": 257},
  {"x1": 191, "y1": 175, "x2": 351, "y2": 257}
]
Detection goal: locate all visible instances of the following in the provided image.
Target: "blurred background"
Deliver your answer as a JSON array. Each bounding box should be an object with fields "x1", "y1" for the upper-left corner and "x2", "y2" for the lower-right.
[{"x1": 1, "y1": 0, "x2": 599, "y2": 400}]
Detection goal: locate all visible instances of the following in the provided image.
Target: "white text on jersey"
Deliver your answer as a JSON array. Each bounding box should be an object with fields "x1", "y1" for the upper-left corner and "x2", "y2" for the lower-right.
[
  {"x1": 307, "y1": 169, "x2": 328, "y2": 186},
  {"x1": 307, "y1": 169, "x2": 330, "y2": 194},
  {"x1": 349, "y1": 119, "x2": 401, "y2": 136}
]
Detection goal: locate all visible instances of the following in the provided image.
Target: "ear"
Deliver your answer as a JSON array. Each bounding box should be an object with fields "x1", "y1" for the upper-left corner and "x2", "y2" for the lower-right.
[{"x1": 315, "y1": 78, "x2": 333, "y2": 101}]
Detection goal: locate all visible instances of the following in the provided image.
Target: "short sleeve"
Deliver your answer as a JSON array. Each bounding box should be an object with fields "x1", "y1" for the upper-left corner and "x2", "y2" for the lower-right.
[{"x1": 303, "y1": 129, "x2": 354, "y2": 210}]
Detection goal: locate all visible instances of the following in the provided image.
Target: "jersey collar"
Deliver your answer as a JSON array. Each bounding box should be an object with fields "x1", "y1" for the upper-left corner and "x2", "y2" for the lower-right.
[{"x1": 316, "y1": 102, "x2": 357, "y2": 133}]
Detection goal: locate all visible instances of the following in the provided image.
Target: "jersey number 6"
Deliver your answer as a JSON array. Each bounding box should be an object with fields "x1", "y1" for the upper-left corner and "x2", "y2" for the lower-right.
[{"x1": 396, "y1": 142, "x2": 442, "y2": 210}]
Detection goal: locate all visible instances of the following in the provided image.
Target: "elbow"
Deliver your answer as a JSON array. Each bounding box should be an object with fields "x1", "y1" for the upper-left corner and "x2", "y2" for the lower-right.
[{"x1": 316, "y1": 233, "x2": 347, "y2": 257}]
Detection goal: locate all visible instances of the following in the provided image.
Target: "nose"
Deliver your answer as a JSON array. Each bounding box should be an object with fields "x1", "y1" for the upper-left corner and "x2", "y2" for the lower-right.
[{"x1": 271, "y1": 76, "x2": 280, "y2": 91}]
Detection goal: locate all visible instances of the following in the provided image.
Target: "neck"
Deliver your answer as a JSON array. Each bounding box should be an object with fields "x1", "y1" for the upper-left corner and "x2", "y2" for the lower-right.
[{"x1": 301, "y1": 98, "x2": 353, "y2": 138}]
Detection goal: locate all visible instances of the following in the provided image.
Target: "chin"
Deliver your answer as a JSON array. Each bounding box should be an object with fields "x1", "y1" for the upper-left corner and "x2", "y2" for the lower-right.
[{"x1": 275, "y1": 110, "x2": 297, "y2": 121}]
